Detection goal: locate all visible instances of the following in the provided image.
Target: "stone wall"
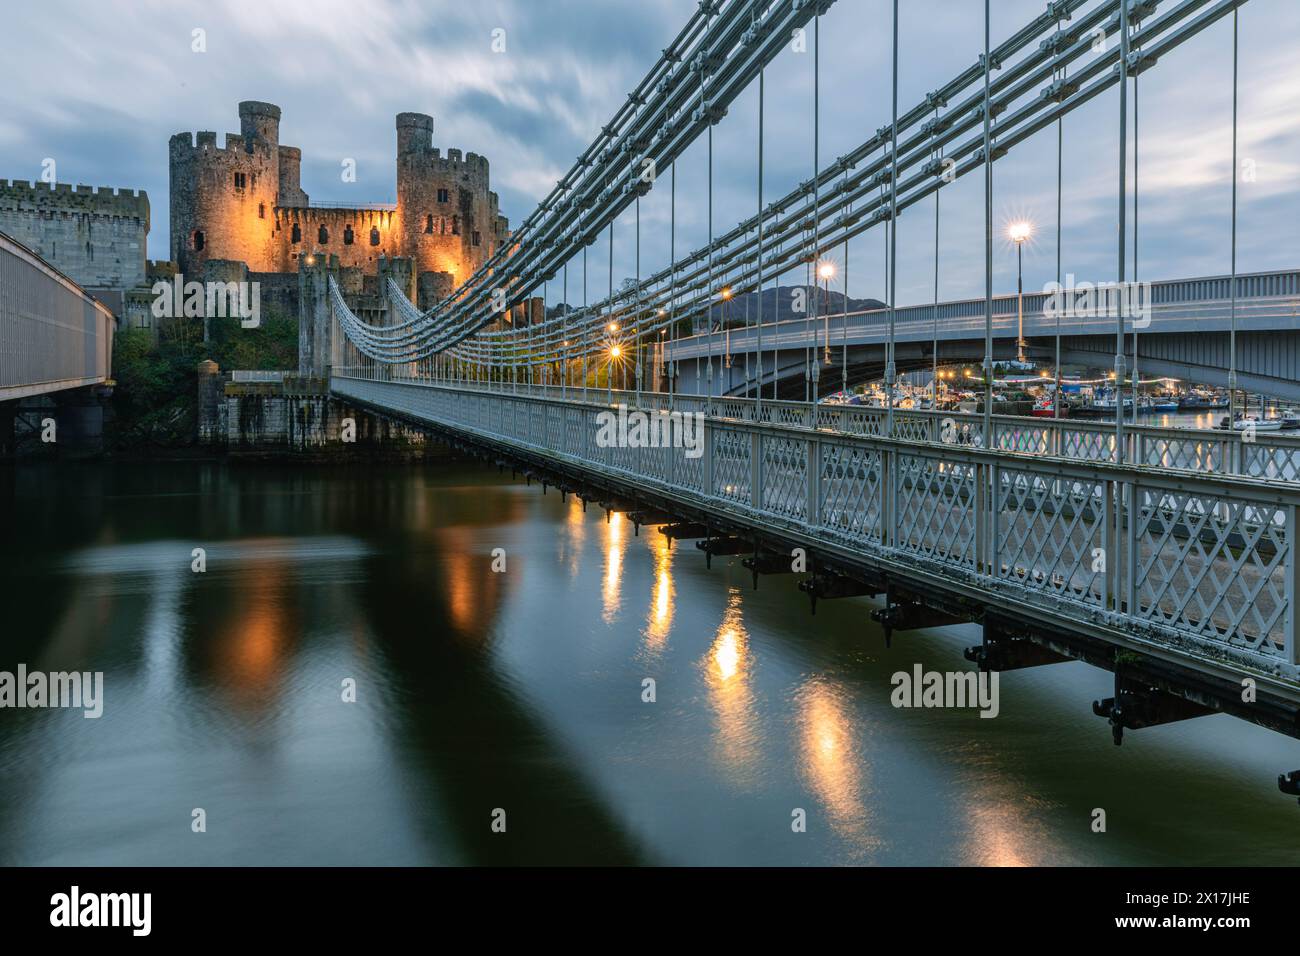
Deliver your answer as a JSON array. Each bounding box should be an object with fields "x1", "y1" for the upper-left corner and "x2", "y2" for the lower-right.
[{"x1": 0, "y1": 179, "x2": 149, "y2": 291}]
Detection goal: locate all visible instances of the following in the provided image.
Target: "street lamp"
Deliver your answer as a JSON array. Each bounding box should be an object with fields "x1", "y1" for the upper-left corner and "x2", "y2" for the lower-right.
[
  {"x1": 1008, "y1": 221, "x2": 1032, "y2": 365},
  {"x1": 817, "y1": 261, "x2": 836, "y2": 365},
  {"x1": 721, "y1": 287, "x2": 733, "y2": 369}
]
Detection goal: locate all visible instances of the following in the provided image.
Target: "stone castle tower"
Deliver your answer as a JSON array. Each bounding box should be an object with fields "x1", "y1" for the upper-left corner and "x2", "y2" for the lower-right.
[{"x1": 169, "y1": 101, "x2": 509, "y2": 293}]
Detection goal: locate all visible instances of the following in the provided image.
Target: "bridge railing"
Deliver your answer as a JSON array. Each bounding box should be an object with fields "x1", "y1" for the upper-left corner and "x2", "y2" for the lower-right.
[
  {"x1": 333, "y1": 368, "x2": 1300, "y2": 484},
  {"x1": 0, "y1": 232, "x2": 115, "y2": 400},
  {"x1": 332, "y1": 372, "x2": 1300, "y2": 684}
]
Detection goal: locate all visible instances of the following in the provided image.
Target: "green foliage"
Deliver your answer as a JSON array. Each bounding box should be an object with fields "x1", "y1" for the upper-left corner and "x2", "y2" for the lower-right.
[{"x1": 109, "y1": 309, "x2": 298, "y2": 448}]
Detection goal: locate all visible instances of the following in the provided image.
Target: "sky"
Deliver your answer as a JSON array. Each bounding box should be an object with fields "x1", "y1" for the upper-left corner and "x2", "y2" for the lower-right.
[{"x1": 2, "y1": 0, "x2": 1297, "y2": 308}]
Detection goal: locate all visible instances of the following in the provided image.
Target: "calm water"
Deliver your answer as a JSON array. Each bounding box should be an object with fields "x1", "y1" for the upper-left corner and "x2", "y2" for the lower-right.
[{"x1": 1, "y1": 455, "x2": 1297, "y2": 866}]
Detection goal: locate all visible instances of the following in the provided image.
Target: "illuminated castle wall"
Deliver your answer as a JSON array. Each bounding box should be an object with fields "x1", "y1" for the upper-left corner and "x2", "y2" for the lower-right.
[{"x1": 169, "y1": 101, "x2": 509, "y2": 295}]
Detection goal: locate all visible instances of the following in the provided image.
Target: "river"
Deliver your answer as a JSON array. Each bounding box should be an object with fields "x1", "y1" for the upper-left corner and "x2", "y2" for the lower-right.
[{"x1": 1, "y1": 455, "x2": 1297, "y2": 865}]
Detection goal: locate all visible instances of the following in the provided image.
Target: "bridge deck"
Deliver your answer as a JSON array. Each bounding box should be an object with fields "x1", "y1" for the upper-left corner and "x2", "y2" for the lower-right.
[{"x1": 333, "y1": 374, "x2": 1300, "y2": 727}]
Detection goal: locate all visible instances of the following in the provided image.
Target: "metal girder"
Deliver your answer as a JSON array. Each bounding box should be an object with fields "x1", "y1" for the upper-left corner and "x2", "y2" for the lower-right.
[
  {"x1": 798, "y1": 572, "x2": 884, "y2": 616},
  {"x1": 1092, "y1": 672, "x2": 1219, "y2": 746}
]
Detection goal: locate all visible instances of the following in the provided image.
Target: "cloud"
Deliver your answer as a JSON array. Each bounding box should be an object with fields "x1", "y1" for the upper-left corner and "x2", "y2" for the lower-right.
[{"x1": 1, "y1": 0, "x2": 1296, "y2": 307}]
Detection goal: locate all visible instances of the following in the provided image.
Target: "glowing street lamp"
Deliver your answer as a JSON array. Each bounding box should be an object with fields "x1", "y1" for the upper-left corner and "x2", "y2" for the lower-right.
[
  {"x1": 1008, "y1": 220, "x2": 1032, "y2": 365},
  {"x1": 816, "y1": 261, "x2": 836, "y2": 365}
]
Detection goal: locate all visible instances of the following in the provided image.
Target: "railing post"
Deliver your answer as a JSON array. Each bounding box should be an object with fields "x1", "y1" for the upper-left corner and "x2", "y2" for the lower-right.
[
  {"x1": 880, "y1": 448, "x2": 894, "y2": 549},
  {"x1": 703, "y1": 419, "x2": 714, "y2": 496},
  {"x1": 1125, "y1": 480, "x2": 1138, "y2": 621},
  {"x1": 981, "y1": 461, "x2": 994, "y2": 576},
  {"x1": 1288, "y1": 504, "x2": 1300, "y2": 665},
  {"x1": 750, "y1": 429, "x2": 762, "y2": 510},
  {"x1": 806, "y1": 437, "x2": 821, "y2": 527}
]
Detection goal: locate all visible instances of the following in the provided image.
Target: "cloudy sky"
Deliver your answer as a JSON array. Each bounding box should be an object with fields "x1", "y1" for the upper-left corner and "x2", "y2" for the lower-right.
[{"x1": 2, "y1": 0, "x2": 1296, "y2": 307}]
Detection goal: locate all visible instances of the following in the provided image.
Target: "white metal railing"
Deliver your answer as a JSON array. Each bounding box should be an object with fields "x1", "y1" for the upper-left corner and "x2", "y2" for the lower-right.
[
  {"x1": 333, "y1": 372, "x2": 1300, "y2": 684},
  {"x1": 331, "y1": 366, "x2": 1300, "y2": 484}
]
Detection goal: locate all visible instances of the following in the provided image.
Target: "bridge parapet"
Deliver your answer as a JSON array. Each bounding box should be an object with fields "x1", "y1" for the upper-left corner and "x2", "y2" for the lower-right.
[{"x1": 0, "y1": 231, "x2": 115, "y2": 401}]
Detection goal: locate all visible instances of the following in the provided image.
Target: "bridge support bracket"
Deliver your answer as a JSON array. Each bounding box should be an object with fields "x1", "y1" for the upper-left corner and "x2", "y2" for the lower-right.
[
  {"x1": 872, "y1": 601, "x2": 968, "y2": 647},
  {"x1": 797, "y1": 572, "x2": 884, "y2": 617},
  {"x1": 659, "y1": 522, "x2": 709, "y2": 548},
  {"x1": 696, "y1": 536, "x2": 753, "y2": 569},
  {"x1": 742, "y1": 551, "x2": 798, "y2": 590},
  {"x1": 1092, "y1": 672, "x2": 1218, "y2": 746},
  {"x1": 1279, "y1": 770, "x2": 1300, "y2": 806}
]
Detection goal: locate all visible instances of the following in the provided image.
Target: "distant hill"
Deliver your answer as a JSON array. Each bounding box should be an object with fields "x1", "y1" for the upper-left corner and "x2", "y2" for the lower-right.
[
  {"x1": 700, "y1": 286, "x2": 885, "y2": 330},
  {"x1": 543, "y1": 285, "x2": 885, "y2": 329}
]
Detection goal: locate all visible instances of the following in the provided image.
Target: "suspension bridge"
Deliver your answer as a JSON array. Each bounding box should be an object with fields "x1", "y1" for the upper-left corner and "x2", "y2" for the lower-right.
[{"x1": 315, "y1": 0, "x2": 1299, "y2": 798}]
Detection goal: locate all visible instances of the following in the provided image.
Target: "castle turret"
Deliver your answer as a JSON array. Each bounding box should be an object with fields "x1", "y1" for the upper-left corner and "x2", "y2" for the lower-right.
[
  {"x1": 170, "y1": 103, "x2": 283, "y2": 273},
  {"x1": 277, "y1": 146, "x2": 308, "y2": 207},
  {"x1": 239, "y1": 101, "x2": 281, "y2": 154},
  {"x1": 396, "y1": 112, "x2": 433, "y2": 156}
]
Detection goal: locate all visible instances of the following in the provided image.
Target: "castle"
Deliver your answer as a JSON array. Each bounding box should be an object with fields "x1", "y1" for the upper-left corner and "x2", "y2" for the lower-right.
[{"x1": 169, "y1": 101, "x2": 509, "y2": 305}]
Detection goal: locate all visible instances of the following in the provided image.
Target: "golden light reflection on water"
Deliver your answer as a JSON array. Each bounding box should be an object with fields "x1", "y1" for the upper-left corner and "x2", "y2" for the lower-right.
[
  {"x1": 643, "y1": 532, "x2": 675, "y2": 653},
  {"x1": 565, "y1": 496, "x2": 587, "y2": 578},
  {"x1": 602, "y1": 511, "x2": 626, "y2": 623},
  {"x1": 217, "y1": 560, "x2": 290, "y2": 706},
  {"x1": 960, "y1": 782, "x2": 1059, "y2": 866},
  {"x1": 795, "y1": 677, "x2": 876, "y2": 858},
  {"x1": 433, "y1": 526, "x2": 501, "y2": 644},
  {"x1": 703, "y1": 588, "x2": 760, "y2": 784}
]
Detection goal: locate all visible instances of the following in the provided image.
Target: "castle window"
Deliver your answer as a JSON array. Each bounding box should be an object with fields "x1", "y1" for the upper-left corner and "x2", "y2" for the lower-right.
[
  {"x1": 369, "y1": 226, "x2": 380, "y2": 246},
  {"x1": 344, "y1": 225, "x2": 354, "y2": 245},
  {"x1": 291, "y1": 223, "x2": 301, "y2": 244},
  {"x1": 425, "y1": 214, "x2": 434, "y2": 234},
  {"x1": 439, "y1": 217, "x2": 446, "y2": 235},
  {"x1": 234, "y1": 172, "x2": 247, "y2": 189},
  {"x1": 318, "y1": 225, "x2": 329, "y2": 244},
  {"x1": 258, "y1": 203, "x2": 265, "y2": 219},
  {"x1": 437, "y1": 188, "x2": 450, "y2": 203},
  {"x1": 472, "y1": 231, "x2": 481, "y2": 247},
  {"x1": 451, "y1": 216, "x2": 460, "y2": 236},
  {"x1": 192, "y1": 230, "x2": 205, "y2": 251}
]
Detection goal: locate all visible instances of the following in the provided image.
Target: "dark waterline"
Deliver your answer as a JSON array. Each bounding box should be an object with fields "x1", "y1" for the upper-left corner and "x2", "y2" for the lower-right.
[{"x1": 1, "y1": 456, "x2": 1297, "y2": 866}]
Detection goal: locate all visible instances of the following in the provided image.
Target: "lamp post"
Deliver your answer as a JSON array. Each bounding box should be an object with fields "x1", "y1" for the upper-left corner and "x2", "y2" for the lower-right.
[
  {"x1": 1008, "y1": 221, "x2": 1032, "y2": 366},
  {"x1": 721, "y1": 287, "x2": 733, "y2": 371},
  {"x1": 817, "y1": 260, "x2": 835, "y2": 369}
]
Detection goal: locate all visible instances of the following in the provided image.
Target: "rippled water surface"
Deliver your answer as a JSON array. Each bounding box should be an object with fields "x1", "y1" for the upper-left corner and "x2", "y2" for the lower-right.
[{"x1": 1, "y1": 458, "x2": 1297, "y2": 865}]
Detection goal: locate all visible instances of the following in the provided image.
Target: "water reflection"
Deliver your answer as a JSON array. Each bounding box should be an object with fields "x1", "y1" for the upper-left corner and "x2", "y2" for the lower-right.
[
  {"x1": 643, "y1": 532, "x2": 675, "y2": 654},
  {"x1": 702, "y1": 588, "x2": 760, "y2": 785},
  {"x1": 564, "y1": 496, "x2": 586, "y2": 578},
  {"x1": 602, "y1": 511, "x2": 626, "y2": 623},
  {"x1": 795, "y1": 677, "x2": 875, "y2": 859}
]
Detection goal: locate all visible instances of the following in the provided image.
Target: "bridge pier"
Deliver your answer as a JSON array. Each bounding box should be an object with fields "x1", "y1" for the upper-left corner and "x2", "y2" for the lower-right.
[{"x1": 0, "y1": 401, "x2": 14, "y2": 459}]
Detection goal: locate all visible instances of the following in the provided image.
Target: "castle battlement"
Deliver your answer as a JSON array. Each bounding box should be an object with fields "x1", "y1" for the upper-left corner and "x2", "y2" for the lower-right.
[
  {"x1": 0, "y1": 179, "x2": 150, "y2": 221},
  {"x1": 273, "y1": 206, "x2": 395, "y2": 222},
  {"x1": 0, "y1": 179, "x2": 150, "y2": 294}
]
